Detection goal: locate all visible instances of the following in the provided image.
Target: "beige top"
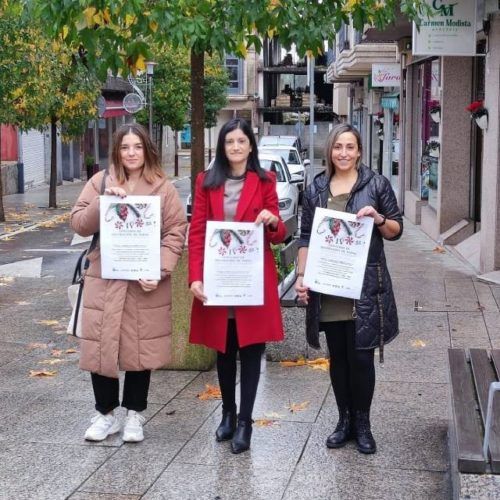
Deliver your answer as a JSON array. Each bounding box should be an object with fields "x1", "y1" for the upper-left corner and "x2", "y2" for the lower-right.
[{"x1": 319, "y1": 192, "x2": 355, "y2": 323}]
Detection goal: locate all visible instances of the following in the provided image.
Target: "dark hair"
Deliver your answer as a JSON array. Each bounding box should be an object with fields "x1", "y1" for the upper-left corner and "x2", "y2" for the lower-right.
[
  {"x1": 111, "y1": 123, "x2": 164, "y2": 184},
  {"x1": 324, "y1": 123, "x2": 363, "y2": 178},
  {"x1": 203, "y1": 118, "x2": 268, "y2": 188}
]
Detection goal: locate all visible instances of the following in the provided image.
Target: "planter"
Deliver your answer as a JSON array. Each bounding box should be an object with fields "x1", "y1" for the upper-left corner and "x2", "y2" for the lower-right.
[
  {"x1": 429, "y1": 147, "x2": 439, "y2": 158},
  {"x1": 475, "y1": 114, "x2": 488, "y2": 130},
  {"x1": 430, "y1": 111, "x2": 440, "y2": 123}
]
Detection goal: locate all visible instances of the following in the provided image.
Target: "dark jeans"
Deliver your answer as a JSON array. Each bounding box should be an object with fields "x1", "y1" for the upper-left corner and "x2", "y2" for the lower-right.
[
  {"x1": 323, "y1": 320, "x2": 375, "y2": 412},
  {"x1": 216, "y1": 319, "x2": 265, "y2": 422},
  {"x1": 91, "y1": 370, "x2": 151, "y2": 415}
]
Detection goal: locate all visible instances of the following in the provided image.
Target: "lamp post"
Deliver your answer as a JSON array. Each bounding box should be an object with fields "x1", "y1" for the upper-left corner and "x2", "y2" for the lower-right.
[{"x1": 146, "y1": 61, "x2": 157, "y2": 138}]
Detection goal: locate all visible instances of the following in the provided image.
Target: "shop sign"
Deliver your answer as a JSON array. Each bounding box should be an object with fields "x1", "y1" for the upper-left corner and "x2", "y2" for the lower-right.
[
  {"x1": 371, "y1": 64, "x2": 401, "y2": 87},
  {"x1": 412, "y1": 0, "x2": 477, "y2": 56}
]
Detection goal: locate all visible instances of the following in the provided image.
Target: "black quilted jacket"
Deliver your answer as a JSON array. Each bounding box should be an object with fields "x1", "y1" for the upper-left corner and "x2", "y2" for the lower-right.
[{"x1": 298, "y1": 165, "x2": 403, "y2": 362}]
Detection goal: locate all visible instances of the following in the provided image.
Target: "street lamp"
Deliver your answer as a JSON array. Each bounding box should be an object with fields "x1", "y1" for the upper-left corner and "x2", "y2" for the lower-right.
[{"x1": 146, "y1": 61, "x2": 157, "y2": 137}]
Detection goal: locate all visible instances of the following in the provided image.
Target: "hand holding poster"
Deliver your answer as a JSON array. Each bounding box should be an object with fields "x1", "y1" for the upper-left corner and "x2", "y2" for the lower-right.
[
  {"x1": 100, "y1": 195, "x2": 161, "y2": 280},
  {"x1": 203, "y1": 221, "x2": 264, "y2": 306},
  {"x1": 303, "y1": 208, "x2": 374, "y2": 300}
]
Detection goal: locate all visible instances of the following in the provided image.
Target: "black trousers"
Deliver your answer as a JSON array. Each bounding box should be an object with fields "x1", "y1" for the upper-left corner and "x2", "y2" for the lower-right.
[
  {"x1": 216, "y1": 319, "x2": 265, "y2": 422},
  {"x1": 323, "y1": 320, "x2": 375, "y2": 412},
  {"x1": 91, "y1": 371, "x2": 151, "y2": 415}
]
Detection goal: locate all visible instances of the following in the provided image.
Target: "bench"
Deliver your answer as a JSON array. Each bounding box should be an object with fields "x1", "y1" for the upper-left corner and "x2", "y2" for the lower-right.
[
  {"x1": 276, "y1": 214, "x2": 303, "y2": 307},
  {"x1": 448, "y1": 348, "x2": 500, "y2": 474}
]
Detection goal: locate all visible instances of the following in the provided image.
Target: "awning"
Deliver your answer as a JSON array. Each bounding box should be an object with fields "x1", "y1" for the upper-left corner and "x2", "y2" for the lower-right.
[
  {"x1": 381, "y1": 92, "x2": 400, "y2": 110},
  {"x1": 103, "y1": 99, "x2": 129, "y2": 118}
]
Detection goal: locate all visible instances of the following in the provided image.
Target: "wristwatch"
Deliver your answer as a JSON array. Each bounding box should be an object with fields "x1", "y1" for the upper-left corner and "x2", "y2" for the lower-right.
[{"x1": 375, "y1": 214, "x2": 386, "y2": 227}]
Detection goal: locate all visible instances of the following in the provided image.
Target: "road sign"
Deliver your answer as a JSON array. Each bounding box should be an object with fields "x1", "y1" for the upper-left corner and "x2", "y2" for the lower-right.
[{"x1": 123, "y1": 93, "x2": 144, "y2": 114}]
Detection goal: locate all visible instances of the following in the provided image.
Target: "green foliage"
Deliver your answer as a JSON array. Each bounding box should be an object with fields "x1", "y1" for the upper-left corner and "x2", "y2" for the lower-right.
[{"x1": 204, "y1": 55, "x2": 228, "y2": 129}]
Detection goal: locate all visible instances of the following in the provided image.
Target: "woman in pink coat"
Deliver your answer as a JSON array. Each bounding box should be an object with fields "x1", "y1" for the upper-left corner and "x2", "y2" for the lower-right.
[
  {"x1": 71, "y1": 123, "x2": 187, "y2": 443},
  {"x1": 189, "y1": 118, "x2": 286, "y2": 453}
]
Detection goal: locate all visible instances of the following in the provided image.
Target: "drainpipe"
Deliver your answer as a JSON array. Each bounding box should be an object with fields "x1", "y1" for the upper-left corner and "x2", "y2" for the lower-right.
[{"x1": 17, "y1": 128, "x2": 24, "y2": 193}]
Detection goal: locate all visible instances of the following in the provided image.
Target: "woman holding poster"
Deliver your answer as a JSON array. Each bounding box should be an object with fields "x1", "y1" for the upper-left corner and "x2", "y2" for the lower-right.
[
  {"x1": 295, "y1": 124, "x2": 403, "y2": 454},
  {"x1": 71, "y1": 123, "x2": 187, "y2": 443},
  {"x1": 189, "y1": 118, "x2": 286, "y2": 454}
]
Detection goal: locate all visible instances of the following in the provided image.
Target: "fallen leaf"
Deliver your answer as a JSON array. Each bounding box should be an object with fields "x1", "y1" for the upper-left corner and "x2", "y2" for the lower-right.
[
  {"x1": 264, "y1": 411, "x2": 285, "y2": 420},
  {"x1": 0, "y1": 276, "x2": 14, "y2": 286},
  {"x1": 280, "y1": 357, "x2": 307, "y2": 367},
  {"x1": 254, "y1": 418, "x2": 280, "y2": 427},
  {"x1": 16, "y1": 301, "x2": 31, "y2": 305},
  {"x1": 28, "y1": 343, "x2": 48, "y2": 350},
  {"x1": 51, "y1": 349, "x2": 63, "y2": 357},
  {"x1": 433, "y1": 245, "x2": 446, "y2": 254},
  {"x1": 39, "y1": 359, "x2": 64, "y2": 365},
  {"x1": 37, "y1": 320, "x2": 59, "y2": 326},
  {"x1": 306, "y1": 357, "x2": 330, "y2": 371},
  {"x1": 29, "y1": 370, "x2": 57, "y2": 377},
  {"x1": 197, "y1": 384, "x2": 222, "y2": 400},
  {"x1": 165, "y1": 410, "x2": 176, "y2": 416},
  {"x1": 65, "y1": 348, "x2": 77, "y2": 354},
  {"x1": 2, "y1": 236, "x2": 14, "y2": 241},
  {"x1": 411, "y1": 339, "x2": 426, "y2": 348},
  {"x1": 286, "y1": 401, "x2": 309, "y2": 413}
]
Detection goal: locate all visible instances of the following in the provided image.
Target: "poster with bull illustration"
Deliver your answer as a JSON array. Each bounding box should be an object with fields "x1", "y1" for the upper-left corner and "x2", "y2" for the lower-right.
[
  {"x1": 303, "y1": 208, "x2": 374, "y2": 299},
  {"x1": 203, "y1": 221, "x2": 264, "y2": 306},
  {"x1": 99, "y1": 195, "x2": 161, "y2": 280}
]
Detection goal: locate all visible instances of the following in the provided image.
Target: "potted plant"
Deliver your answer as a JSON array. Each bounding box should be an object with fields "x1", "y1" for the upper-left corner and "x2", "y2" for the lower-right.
[
  {"x1": 376, "y1": 111, "x2": 384, "y2": 124},
  {"x1": 429, "y1": 100, "x2": 441, "y2": 123},
  {"x1": 466, "y1": 100, "x2": 488, "y2": 130},
  {"x1": 426, "y1": 140, "x2": 440, "y2": 157}
]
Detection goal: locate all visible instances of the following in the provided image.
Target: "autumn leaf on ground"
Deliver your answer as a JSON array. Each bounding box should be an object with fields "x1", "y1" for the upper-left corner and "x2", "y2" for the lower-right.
[
  {"x1": 255, "y1": 418, "x2": 280, "y2": 427},
  {"x1": 65, "y1": 348, "x2": 77, "y2": 354},
  {"x1": 39, "y1": 359, "x2": 64, "y2": 365},
  {"x1": 280, "y1": 357, "x2": 306, "y2": 367},
  {"x1": 15, "y1": 301, "x2": 31, "y2": 305},
  {"x1": 433, "y1": 246, "x2": 446, "y2": 254},
  {"x1": 1, "y1": 236, "x2": 14, "y2": 241},
  {"x1": 286, "y1": 401, "x2": 309, "y2": 413},
  {"x1": 51, "y1": 349, "x2": 63, "y2": 357},
  {"x1": 37, "y1": 320, "x2": 59, "y2": 326},
  {"x1": 29, "y1": 370, "x2": 57, "y2": 377},
  {"x1": 306, "y1": 358, "x2": 330, "y2": 371},
  {"x1": 0, "y1": 277, "x2": 14, "y2": 286},
  {"x1": 264, "y1": 411, "x2": 285, "y2": 420},
  {"x1": 197, "y1": 384, "x2": 222, "y2": 400},
  {"x1": 28, "y1": 343, "x2": 48, "y2": 350},
  {"x1": 411, "y1": 339, "x2": 426, "y2": 348}
]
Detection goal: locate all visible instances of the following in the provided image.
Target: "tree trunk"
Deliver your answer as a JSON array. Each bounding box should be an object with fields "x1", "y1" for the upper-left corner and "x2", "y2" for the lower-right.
[
  {"x1": 190, "y1": 49, "x2": 205, "y2": 198},
  {"x1": 49, "y1": 116, "x2": 58, "y2": 208},
  {"x1": 0, "y1": 125, "x2": 5, "y2": 222}
]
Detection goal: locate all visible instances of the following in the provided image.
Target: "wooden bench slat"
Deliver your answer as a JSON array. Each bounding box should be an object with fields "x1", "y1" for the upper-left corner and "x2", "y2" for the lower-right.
[
  {"x1": 491, "y1": 350, "x2": 500, "y2": 379},
  {"x1": 280, "y1": 240, "x2": 298, "y2": 269},
  {"x1": 469, "y1": 349, "x2": 500, "y2": 472},
  {"x1": 448, "y1": 348, "x2": 486, "y2": 473},
  {"x1": 282, "y1": 215, "x2": 298, "y2": 242}
]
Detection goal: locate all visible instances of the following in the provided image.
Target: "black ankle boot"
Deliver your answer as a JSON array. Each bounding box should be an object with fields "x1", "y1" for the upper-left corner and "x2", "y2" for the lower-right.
[
  {"x1": 326, "y1": 407, "x2": 353, "y2": 448},
  {"x1": 231, "y1": 419, "x2": 253, "y2": 454},
  {"x1": 354, "y1": 410, "x2": 376, "y2": 454},
  {"x1": 215, "y1": 410, "x2": 237, "y2": 442}
]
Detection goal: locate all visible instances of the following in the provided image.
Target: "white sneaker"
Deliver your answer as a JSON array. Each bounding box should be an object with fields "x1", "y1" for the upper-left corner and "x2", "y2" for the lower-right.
[
  {"x1": 84, "y1": 413, "x2": 120, "y2": 441},
  {"x1": 122, "y1": 410, "x2": 146, "y2": 442}
]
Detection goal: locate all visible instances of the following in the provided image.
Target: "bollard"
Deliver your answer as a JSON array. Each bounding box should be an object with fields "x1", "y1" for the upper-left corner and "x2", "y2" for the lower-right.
[{"x1": 17, "y1": 162, "x2": 24, "y2": 194}]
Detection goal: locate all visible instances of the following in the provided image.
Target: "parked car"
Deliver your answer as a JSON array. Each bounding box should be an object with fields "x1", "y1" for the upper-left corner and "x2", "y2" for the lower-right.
[
  {"x1": 258, "y1": 144, "x2": 309, "y2": 192},
  {"x1": 185, "y1": 153, "x2": 299, "y2": 221},
  {"x1": 258, "y1": 135, "x2": 307, "y2": 158}
]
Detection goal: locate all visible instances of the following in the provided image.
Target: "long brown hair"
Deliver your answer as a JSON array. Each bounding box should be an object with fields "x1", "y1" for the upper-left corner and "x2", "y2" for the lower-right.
[
  {"x1": 324, "y1": 123, "x2": 363, "y2": 179},
  {"x1": 111, "y1": 123, "x2": 165, "y2": 184}
]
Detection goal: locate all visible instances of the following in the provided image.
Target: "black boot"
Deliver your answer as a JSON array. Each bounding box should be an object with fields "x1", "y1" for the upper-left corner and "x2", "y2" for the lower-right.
[
  {"x1": 215, "y1": 410, "x2": 237, "y2": 442},
  {"x1": 354, "y1": 410, "x2": 376, "y2": 454},
  {"x1": 326, "y1": 407, "x2": 353, "y2": 448},
  {"x1": 230, "y1": 419, "x2": 253, "y2": 454}
]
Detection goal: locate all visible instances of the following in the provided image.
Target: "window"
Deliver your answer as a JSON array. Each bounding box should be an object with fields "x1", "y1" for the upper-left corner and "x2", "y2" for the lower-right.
[{"x1": 225, "y1": 55, "x2": 244, "y2": 94}]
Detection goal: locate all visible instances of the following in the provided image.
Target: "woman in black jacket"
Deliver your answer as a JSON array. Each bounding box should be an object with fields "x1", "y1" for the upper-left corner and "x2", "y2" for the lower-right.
[{"x1": 295, "y1": 124, "x2": 403, "y2": 454}]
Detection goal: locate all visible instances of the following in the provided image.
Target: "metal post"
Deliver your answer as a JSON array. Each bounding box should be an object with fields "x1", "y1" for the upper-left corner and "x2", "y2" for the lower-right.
[
  {"x1": 308, "y1": 55, "x2": 315, "y2": 186},
  {"x1": 149, "y1": 75, "x2": 153, "y2": 138},
  {"x1": 483, "y1": 381, "x2": 500, "y2": 461}
]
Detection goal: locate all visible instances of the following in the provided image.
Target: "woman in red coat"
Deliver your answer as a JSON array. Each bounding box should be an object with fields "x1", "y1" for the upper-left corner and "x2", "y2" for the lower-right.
[{"x1": 189, "y1": 118, "x2": 286, "y2": 453}]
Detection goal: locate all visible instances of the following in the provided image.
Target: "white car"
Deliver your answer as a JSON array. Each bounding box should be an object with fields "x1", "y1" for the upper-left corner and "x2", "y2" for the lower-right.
[
  {"x1": 258, "y1": 144, "x2": 309, "y2": 192},
  {"x1": 185, "y1": 153, "x2": 299, "y2": 220}
]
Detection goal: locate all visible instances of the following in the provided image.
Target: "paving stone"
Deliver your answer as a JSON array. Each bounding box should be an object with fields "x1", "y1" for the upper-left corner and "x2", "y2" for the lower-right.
[
  {"x1": 70, "y1": 494, "x2": 140, "y2": 500},
  {"x1": 448, "y1": 312, "x2": 491, "y2": 349},
  {"x1": 147, "y1": 370, "x2": 200, "y2": 404},
  {"x1": 0, "y1": 442, "x2": 113, "y2": 500},
  {"x1": 284, "y1": 463, "x2": 450, "y2": 500},
  {"x1": 174, "y1": 413, "x2": 311, "y2": 471},
  {"x1": 0, "y1": 340, "x2": 27, "y2": 367},
  {"x1": 459, "y1": 472, "x2": 500, "y2": 499},
  {"x1": 142, "y1": 462, "x2": 291, "y2": 500},
  {"x1": 79, "y1": 440, "x2": 185, "y2": 496},
  {"x1": 474, "y1": 281, "x2": 499, "y2": 312},
  {"x1": 175, "y1": 370, "x2": 222, "y2": 399}
]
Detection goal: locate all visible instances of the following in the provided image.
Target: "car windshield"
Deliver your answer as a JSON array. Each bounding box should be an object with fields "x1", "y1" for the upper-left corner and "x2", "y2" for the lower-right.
[
  {"x1": 260, "y1": 159, "x2": 286, "y2": 182},
  {"x1": 261, "y1": 148, "x2": 300, "y2": 165}
]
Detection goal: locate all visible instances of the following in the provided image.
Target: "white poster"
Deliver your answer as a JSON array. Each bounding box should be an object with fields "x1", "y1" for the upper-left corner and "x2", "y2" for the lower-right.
[
  {"x1": 203, "y1": 221, "x2": 264, "y2": 306},
  {"x1": 100, "y1": 195, "x2": 161, "y2": 280},
  {"x1": 303, "y1": 208, "x2": 374, "y2": 300},
  {"x1": 371, "y1": 63, "x2": 401, "y2": 87},
  {"x1": 412, "y1": 0, "x2": 476, "y2": 56}
]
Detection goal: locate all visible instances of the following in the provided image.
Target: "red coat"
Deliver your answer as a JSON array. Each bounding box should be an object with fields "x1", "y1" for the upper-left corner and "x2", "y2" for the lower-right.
[{"x1": 189, "y1": 170, "x2": 286, "y2": 352}]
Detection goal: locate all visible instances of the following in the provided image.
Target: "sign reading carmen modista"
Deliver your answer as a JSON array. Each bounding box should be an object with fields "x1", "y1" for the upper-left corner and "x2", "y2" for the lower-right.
[{"x1": 412, "y1": 0, "x2": 477, "y2": 56}]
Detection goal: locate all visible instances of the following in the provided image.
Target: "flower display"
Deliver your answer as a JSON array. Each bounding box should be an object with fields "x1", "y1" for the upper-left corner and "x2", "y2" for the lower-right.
[{"x1": 466, "y1": 100, "x2": 488, "y2": 129}]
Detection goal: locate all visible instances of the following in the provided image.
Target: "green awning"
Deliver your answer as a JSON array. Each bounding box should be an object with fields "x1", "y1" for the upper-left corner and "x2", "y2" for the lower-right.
[{"x1": 381, "y1": 92, "x2": 399, "y2": 110}]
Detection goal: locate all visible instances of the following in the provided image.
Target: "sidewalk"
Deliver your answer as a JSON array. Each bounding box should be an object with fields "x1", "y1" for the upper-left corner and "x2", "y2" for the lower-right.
[{"x1": 1, "y1": 184, "x2": 500, "y2": 498}]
